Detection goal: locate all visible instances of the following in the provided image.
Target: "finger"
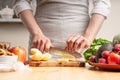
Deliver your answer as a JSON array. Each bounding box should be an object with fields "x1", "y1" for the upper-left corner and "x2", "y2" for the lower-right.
[
  {"x1": 32, "y1": 40, "x2": 37, "y2": 48},
  {"x1": 77, "y1": 38, "x2": 89, "y2": 53},
  {"x1": 40, "y1": 39, "x2": 46, "y2": 53},
  {"x1": 66, "y1": 34, "x2": 75, "y2": 51},
  {"x1": 77, "y1": 41, "x2": 85, "y2": 53},
  {"x1": 44, "y1": 39, "x2": 52, "y2": 52},
  {"x1": 66, "y1": 34, "x2": 77, "y2": 51},
  {"x1": 68, "y1": 41, "x2": 73, "y2": 52},
  {"x1": 70, "y1": 35, "x2": 81, "y2": 52},
  {"x1": 36, "y1": 40, "x2": 41, "y2": 50},
  {"x1": 73, "y1": 36, "x2": 84, "y2": 52},
  {"x1": 84, "y1": 39, "x2": 90, "y2": 48},
  {"x1": 72, "y1": 36, "x2": 82, "y2": 52}
]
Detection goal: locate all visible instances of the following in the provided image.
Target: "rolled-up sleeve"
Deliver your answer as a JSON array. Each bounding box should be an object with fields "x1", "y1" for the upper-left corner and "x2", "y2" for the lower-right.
[
  {"x1": 13, "y1": 0, "x2": 32, "y2": 16},
  {"x1": 91, "y1": 0, "x2": 111, "y2": 18}
]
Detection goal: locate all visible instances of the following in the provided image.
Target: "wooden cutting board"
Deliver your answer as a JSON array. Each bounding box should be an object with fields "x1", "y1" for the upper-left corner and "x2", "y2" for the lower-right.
[{"x1": 27, "y1": 60, "x2": 85, "y2": 67}]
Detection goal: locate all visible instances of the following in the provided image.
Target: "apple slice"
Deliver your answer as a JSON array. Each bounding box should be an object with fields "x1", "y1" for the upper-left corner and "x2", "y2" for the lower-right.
[
  {"x1": 30, "y1": 54, "x2": 43, "y2": 61},
  {"x1": 30, "y1": 48, "x2": 42, "y2": 55},
  {"x1": 42, "y1": 53, "x2": 52, "y2": 61}
]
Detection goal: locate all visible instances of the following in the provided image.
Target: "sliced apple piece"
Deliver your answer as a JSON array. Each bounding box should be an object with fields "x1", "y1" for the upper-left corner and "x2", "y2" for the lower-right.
[
  {"x1": 30, "y1": 48, "x2": 42, "y2": 55},
  {"x1": 42, "y1": 53, "x2": 52, "y2": 61},
  {"x1": 30, "y1": 53, "x2": 43, "y2": 61},
  {"x1": 62, "y1": 54, "x2": 76, "y2": 61},
  {"x1": 57, "y1": 58, "x2": 69, "y2": 62}
]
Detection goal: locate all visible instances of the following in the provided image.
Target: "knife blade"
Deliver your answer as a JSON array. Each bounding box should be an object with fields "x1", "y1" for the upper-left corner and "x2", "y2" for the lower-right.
[{"x1": 49, "y1": 47, "x2": 82, "y2": 58}]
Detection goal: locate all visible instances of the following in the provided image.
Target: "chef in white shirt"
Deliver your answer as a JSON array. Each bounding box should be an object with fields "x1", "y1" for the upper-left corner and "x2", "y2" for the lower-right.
[{"x1": 13, "y1": 0, "x2": 111, "y2": 53}]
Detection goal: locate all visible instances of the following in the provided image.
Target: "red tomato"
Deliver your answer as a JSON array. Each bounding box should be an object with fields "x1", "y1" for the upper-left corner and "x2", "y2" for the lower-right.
[
  {"x1": 89, "y1": 55, "x2": 96, "y2": 62},
  {"x1": 107, "y1": 52, "x2": 120, "y2": 64},
  {"x1": 114, "y1": 44, "x2": 120, "y2": 53},
  {"x1": 101, "y1": 50, "x2": 111, "y2": 59},
  {"x1": 9, "y1": 46, "x2": 27, "y2": 63},
  {"x1": 98, "y1": 58, "x2": 107, "y2": 64}
]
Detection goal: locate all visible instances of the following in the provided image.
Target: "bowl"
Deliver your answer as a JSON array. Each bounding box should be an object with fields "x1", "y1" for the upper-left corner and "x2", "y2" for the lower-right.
[
  {"x1": 0, "y1": 56, "x2": 18, "y2": 66},
  {"x1": 0, "y1": 56, "x2": 18, "y2": 72},
  {"x1": 90, "y1": 61, "x2": 120, "y2": 71}
]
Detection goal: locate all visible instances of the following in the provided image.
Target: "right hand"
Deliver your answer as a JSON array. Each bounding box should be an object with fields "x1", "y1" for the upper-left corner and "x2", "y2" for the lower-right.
[
  {"x1": 65, "y1": 34, "x2": 90, "y2": 53},
  {"x1": 32, "y1": 34, "x2": 53, "y2": 53}
]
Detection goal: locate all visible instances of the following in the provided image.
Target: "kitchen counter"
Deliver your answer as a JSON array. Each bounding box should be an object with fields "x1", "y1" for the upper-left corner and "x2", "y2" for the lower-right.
[{"x1": 0, "y1": 64, "x2": 120, "y2": 80}]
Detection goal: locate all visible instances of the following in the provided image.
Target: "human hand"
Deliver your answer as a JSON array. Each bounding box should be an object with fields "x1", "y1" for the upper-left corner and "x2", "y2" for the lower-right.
[
  {"x1": 32, "y1": 34, "x2": 53, "y2": 53},
  {"x1": 65, "y1": 34, "x2": 91, "y2": 53}
]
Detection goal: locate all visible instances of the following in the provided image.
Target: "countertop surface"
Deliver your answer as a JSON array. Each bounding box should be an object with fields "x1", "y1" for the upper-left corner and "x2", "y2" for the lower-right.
[{"x1": 0, "y1": 64, "x2": 120, "y2": 80}]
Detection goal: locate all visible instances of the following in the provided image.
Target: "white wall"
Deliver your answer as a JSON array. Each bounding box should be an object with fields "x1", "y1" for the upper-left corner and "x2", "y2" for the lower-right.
[
  {"x1": 0, "y1": 23, "x2": 29, "y2": 52},
  {"x1": 0, "y1": 0, "x2": 119, "y2": 52},
  {"x1": 96, "y1": 0, "x2": 120, "y2": 41}
]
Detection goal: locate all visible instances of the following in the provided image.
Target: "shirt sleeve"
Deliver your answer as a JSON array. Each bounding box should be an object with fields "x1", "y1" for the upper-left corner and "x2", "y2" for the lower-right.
[
  {"x1": 13, "y1": 0, "x2": 32, "y2": 16},
  {"x1": 91, "y1": 0, "x2": 111, "y2": 18}
]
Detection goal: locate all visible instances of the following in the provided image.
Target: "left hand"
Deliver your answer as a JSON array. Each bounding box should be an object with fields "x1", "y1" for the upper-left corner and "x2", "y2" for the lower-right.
[{"x1": 65, "y1": 34, "x2": 90, "y2": 53}]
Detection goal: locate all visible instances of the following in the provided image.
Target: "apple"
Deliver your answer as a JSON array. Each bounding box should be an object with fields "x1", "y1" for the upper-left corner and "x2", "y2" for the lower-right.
[
  {"x1": 9, "y1": 46, "x2": 27, "y2": 63},
  {"x1": 101, "y1": 50, "x2": 111, "y2": 59},
  {"x1": 107, "y1": 52, "x2": 120, "y2": 64},
  {"x1": 42, "y1": 53, "x2": 52, "y2": 61},
  {"x1": 98, "y1": 58, "x2": 107, "y2": 64},
  {"x1": 113, "y1": 44, "x2": 120, "y2": 53},
  {"x1": 89, "y1": 55, "x2": 96, "y2": 62}
]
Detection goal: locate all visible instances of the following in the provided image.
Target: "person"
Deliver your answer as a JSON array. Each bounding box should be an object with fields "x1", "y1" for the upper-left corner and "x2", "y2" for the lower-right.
[{"x1": 13, "y1": 0, "x2": 111, "y2": 54}]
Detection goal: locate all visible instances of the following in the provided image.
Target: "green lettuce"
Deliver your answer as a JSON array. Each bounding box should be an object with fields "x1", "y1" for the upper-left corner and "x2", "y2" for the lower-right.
[{"x1": 83, "y1": 38, "x2": 111, "y2": 62}]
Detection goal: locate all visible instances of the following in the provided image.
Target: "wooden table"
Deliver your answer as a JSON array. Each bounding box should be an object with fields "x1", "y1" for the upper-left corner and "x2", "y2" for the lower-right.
[{"x1": 0, "y1": 64, "x2": 120, "y2": 80}]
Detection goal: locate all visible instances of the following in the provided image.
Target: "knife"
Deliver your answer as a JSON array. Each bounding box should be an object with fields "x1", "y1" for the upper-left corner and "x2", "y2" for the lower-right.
[{"x1": 49, "y1": 47, "x2": 82, "y2": 58}]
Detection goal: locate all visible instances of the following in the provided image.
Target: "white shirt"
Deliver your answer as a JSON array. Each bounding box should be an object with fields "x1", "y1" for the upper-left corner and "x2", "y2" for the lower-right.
[
  {"x1": 14, "y1": 0, "x2": 111, "y2": 18},
  {"x1": 13, "y1": 0, "x2": 111, "y2": 48}
]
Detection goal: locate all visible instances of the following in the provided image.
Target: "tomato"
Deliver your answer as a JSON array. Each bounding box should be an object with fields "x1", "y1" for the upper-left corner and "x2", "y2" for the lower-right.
[
  {"x1": 98, "y1": 58, "x2": 107, "y2": 64},
  {"x1": 9, "y1": 46, "x2": 27, "y2": 63},
  {"x1": 101, "y1": 50, "x2": 111, "y2": 59},
  {"x1": 113, "y1": 44, "x2": 120, "y2": 53},
  {"x1": 107, "y1": 52, "x2": 120, "y2": 64},
  {"x1": 89, "y1": 55, "x2": 96, "y2": 62}
]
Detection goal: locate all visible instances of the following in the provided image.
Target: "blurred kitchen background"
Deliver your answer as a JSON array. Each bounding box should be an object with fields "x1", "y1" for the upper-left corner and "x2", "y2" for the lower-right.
[{"x1": 0, "y1": 0, "x2": 119, "y2": 53}]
